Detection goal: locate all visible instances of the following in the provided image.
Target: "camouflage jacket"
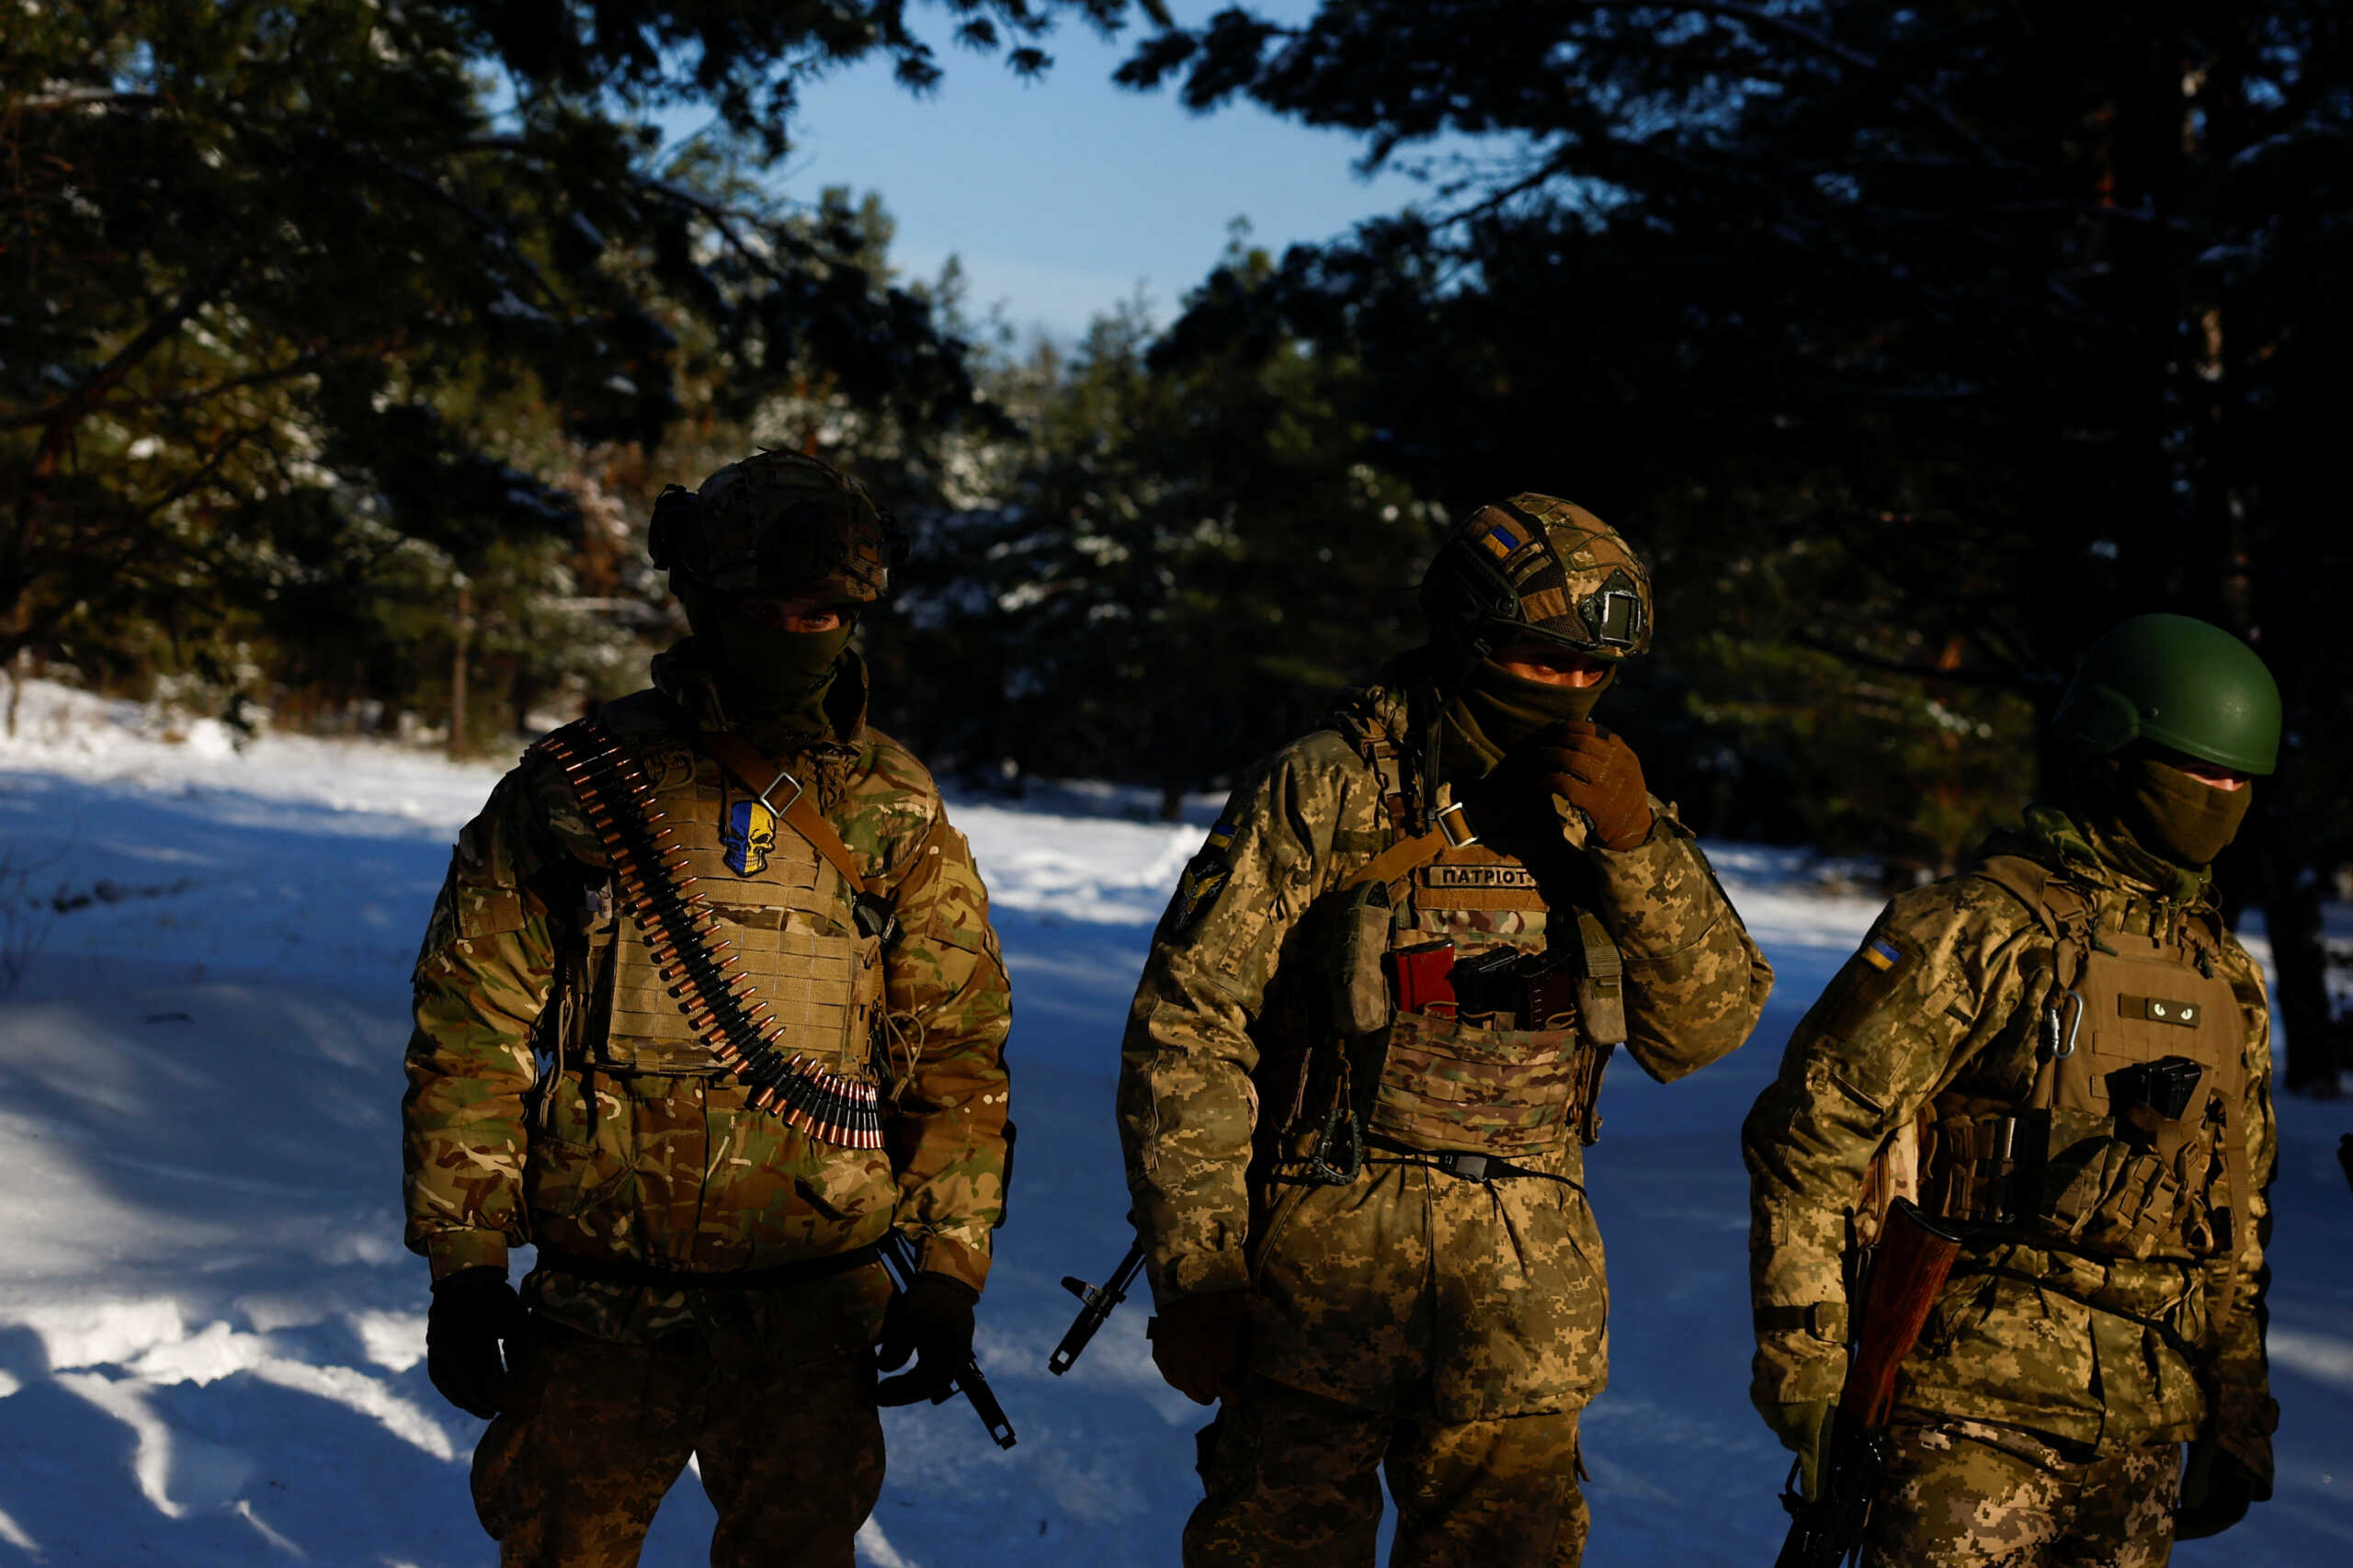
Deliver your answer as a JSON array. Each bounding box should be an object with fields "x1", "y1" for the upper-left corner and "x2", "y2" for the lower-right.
[
  {"x1": 1118, "y1": 670, "x2": 1771, "y2": 1413},
  {"x1": 1745, "y1": 807, "x2": 2277, "y2": 1471},
  {"x1": 403, "y1": 643, "x2": 1010, "y2": 1343}
]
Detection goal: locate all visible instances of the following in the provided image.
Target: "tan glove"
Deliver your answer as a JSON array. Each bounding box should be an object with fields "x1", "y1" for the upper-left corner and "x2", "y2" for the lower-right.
[{"x1": 1510, "y1": 722, "x2": 1654, "y2": 850}]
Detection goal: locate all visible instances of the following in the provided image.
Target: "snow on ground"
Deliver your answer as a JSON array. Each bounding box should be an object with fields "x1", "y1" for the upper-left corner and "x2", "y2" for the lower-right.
[{"x1": 2, "y1": 676, "x2": 2348, "y2": 1566}]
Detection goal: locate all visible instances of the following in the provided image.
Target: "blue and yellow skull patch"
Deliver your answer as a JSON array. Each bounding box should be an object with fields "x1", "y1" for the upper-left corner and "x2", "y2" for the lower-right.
[{"x1": 722, "y1": 798, "x2": 779, "y2": 877}]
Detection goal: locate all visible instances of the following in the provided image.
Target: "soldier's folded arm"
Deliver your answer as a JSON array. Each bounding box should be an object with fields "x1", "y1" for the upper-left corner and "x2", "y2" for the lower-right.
[
  {"x1": 401, "y1": 762, "x2": 597, "y2": 1281},
  {"x1": 876, "y1": 801, "x2": 1013, "y2": 1294},
  {"x1": 1118, "y1": 739, "x2": 1357, "y2": 1303},
  {"x1": 1580, "y1": 799, "x2": 1773, "y2": 1082},
  {"x1": 1741, "y1": 879, "x2": 2039, "y2": 1405}
]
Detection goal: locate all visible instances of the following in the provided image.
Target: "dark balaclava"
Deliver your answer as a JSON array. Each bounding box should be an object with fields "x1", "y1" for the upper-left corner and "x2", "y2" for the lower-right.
[
  {"x1": 1442, "y1": 658, "x2": 1614, "y2": 778},
  {"x1": 677, "y1": 578, "x2": 852, "y2": 739},
  {"x1": 2112, "y1": 754, "x2": 2254, "y2": 869},
  {"x1": 2067, "y1": 749, "x2": 2254, "y2": 873}
]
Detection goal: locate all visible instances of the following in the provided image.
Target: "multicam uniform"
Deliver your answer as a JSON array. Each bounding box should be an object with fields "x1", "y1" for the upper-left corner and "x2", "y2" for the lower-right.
[
  {"x1": 1745, "y1": 808, "x2": 2277, "y2": 1567},
  {"x1": 1120, "y1": 670, "x2": 1772, "y2": 1567},
  {"x1": 404, "y1": 647, "x2": 1010, "y2": 1568}
]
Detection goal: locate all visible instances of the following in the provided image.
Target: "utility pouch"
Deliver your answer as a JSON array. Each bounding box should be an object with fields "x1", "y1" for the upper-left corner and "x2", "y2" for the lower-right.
[
  {"x1": 1328, "y1": 881, "x2": 1396, "y2": 1037},
  {"x1": 1566, "y1": 912, "x2": 1628, "y2": 1046}
]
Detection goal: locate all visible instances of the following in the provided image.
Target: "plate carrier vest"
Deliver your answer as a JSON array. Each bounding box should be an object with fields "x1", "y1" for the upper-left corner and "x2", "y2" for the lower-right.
[
  {"x1": 536, "y1": 710, "x2": 887, "y2": 1147},
  {"x1": 1299, "y1": 718, "x2": 1624, "y2": 1171},
  {"x1": 1919, "y1": 852, "x2": 2252, "y2": 1327}
]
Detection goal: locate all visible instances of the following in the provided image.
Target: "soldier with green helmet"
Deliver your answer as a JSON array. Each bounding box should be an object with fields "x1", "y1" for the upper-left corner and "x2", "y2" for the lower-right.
[
  {"x1": 403, "y1": 450, "x2": 1013, "y2": 1568},
  {"x1": 1119, "y1": 495, "x2": 1774, "y2": 1565},
  {"x1": 1745, "y1": 613, "x2": 2283, "y2": 1565}
]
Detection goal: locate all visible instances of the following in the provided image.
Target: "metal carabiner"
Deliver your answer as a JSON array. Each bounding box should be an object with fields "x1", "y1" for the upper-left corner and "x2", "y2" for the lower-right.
[{"x1": 2043, "y1": 987, "x2": 2085, "y2": 1060}]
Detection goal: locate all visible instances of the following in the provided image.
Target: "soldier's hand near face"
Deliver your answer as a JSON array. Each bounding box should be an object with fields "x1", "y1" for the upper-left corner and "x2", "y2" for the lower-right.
[
  {"x1": 1490, "y1": 722, "x2": 1654, "y2": 850},
  {"x1": 426, "y1": 1267, "x2": 529, "y2": 1418},
  {"x1": 1149, "y1": 1290, "x2": 1249, "y2": 1404},
  {"x1": 873, "y1": 1271, "x2": 979, "y2": 1407}
]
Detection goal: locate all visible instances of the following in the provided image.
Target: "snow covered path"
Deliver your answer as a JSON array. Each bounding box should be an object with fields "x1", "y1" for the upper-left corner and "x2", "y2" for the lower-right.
[{"x1": 3, "y1": 683, "x2": 2348, "y2": 1565}]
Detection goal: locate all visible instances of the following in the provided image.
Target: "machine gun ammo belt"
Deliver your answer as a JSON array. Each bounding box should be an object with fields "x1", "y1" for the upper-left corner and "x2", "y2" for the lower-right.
[
  {"x1": 536, "y1": 720, "x2": 884, "y2": 1149},
  {"x1": 535, "y1": 1241, "x2": 882, "y2": 1291}
]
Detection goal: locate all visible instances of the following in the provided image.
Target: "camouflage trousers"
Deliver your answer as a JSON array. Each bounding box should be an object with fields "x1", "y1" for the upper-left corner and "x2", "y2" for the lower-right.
[
  {"x1": 1859, "y1": 1416, "x2": 2180, "y2": 1568},
  {"x1": 472, "y1": 1315, "x2": 883, "y2": 1568},
  {"x1": 1184, "y1": 1374, "x2": 1589, "y2": 1568}
]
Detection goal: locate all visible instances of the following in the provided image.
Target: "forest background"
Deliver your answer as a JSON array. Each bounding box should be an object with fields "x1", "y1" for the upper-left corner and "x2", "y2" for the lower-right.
[{"x1": 6, "y1": 0, "x2": 2349, "y2": 1092}]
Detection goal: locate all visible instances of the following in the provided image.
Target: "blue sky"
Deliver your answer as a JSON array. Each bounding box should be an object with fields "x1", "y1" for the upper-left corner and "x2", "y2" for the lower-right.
[{"x1": 760, "y1": 3, "x2": 1436, "y2": 339}]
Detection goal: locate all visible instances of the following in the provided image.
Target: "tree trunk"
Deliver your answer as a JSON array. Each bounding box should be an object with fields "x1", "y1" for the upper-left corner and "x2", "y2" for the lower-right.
[
  {"x1": 2255, "y1": 753, "x2": 2342, "y2": 1096},
  {"x1": 449, "y1": 580, "x2": 472, "y2": 758}
]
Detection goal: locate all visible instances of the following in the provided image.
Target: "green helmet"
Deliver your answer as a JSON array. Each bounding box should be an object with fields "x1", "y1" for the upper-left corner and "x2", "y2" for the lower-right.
[
  {"x1": 2051, "y1": 613, "x2": 2281, "y2": 775},
  {"x1": 1418, "y1": 494, "x2": 1654, "y2": 662},
  {"x1": 648, "y1": 449, "x2": 903, "y2": 606}
]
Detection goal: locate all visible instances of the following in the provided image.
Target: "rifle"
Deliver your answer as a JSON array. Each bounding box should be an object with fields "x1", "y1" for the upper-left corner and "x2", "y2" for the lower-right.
[
  {"x1": 876, "y1": 1230, "x2": 1017, "y2": 1449},
  {"x1": 1775, "y1": 1199, "x2": 1963, "y2": 1568},
  {"x1": 1048, "y1": 1234, "x2": 1148, "y2": 1376}
]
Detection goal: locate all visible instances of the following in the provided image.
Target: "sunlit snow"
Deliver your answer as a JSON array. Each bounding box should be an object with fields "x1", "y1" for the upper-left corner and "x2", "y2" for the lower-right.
[{"x1": 3, "y1": 676, "x2": 2348, "y2": 1564}]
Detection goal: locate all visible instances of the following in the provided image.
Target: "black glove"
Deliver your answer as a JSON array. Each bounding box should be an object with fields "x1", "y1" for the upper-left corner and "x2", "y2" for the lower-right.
[
  {"x1": 2177, "y1": 1438, "x2": 2263, "y2": 1540},
  {"x1": 1148, "y1": 1290, "x2": 1250, "y2": 1405},
  {"x1": 426, "y1": 1266, "x2": 529, "y2": 1419},
  {"x1": 874, "y1": 1271, "x2": 979, "y2": 1407}
]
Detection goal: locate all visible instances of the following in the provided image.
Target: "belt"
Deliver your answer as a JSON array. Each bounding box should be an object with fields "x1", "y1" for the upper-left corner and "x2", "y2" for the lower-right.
[
  {"x1": 1364, "y1": 1135, "x2": 1584, "y2": 1190},
  {"x1": 533, "y1": 1240, "x2": 882, "y2": 1291}
]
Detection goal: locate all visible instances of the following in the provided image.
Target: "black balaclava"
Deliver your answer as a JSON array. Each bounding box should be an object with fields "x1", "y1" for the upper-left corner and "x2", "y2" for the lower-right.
[{"x1": 679, "y1": 580, "x2": 852, "y2": 738}]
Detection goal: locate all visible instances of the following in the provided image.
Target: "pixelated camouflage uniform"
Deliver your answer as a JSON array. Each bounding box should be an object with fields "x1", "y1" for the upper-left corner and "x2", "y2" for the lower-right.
[
  {"x1": 1745, "y1": 807, "x2": 2278, "y2": 1566},
  {"x1": 1120, "y1": 665, "x2": 1773, "y2": 1567},
  {"x1": 404, "y1": 642, "x2": 1010, "y2": 1568}
]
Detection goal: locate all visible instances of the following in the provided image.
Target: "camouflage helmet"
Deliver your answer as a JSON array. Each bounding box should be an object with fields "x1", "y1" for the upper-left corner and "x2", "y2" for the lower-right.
[
  {"x1": 647, "y1": 449, "x2": 903, "y2": 606},
  {"x1": 1419, "y1": 494, "x2": 1654, "y2": 661},
  {"x1": 2052, "y1": 613, "x2": 2281, "y2": 776}
]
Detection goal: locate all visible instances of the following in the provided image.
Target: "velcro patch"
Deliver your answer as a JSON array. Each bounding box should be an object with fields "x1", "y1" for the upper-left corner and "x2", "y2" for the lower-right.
[
  {"x1": 1421, "y1": 865, "x2": 1541, "y2": 891},
  {"x1": 1809, "y1": 927, "x2": 1917, "y2": 1040},
  {"x1": 2119, "y1": 994, "x2": 2202, "y2": 1028},
  {"x1": 1174, "y1": 857, "x2": 1232, "y2": 931}
]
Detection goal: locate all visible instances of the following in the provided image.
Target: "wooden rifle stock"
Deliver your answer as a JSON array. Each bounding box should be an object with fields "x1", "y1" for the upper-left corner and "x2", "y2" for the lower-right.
[
  {"x1": 1842, "y1": 1199, "x2": 1964, "y2": 1429},
  {"x1": 1773, "y1": 1199, "x2": 1963, "y2": 1568}
]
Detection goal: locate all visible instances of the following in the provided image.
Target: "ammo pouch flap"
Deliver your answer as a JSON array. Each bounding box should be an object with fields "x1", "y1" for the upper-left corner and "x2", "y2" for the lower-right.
[
  {"x1": 1566, "y1": 910, "x2": 1627, "y2": 1046},
  {"x1": 1328, "y1": 880, "x2": 1396, "y2": 1037}
]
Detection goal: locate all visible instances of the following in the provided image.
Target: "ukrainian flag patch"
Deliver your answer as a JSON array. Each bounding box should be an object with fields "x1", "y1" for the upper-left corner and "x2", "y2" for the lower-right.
[
  {"x1": 1863, "y1": 937, "x2": 1904, "y2": 971},
  {"x1": 1481, "y1": 523, "x2": 1519, "y2": 559}
]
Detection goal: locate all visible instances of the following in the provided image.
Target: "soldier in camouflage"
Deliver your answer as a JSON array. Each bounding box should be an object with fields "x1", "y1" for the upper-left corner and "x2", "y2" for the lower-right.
[
  {"x1": 403, "y1": 451, "x2": 1012, "y2": 1568},
  {"x1": 1745, "y1": 613, "x2": 2282, "y2": 1566},
  {"x1": 1118, "y1": 495, "x2": 1774, "y2": 1566}
]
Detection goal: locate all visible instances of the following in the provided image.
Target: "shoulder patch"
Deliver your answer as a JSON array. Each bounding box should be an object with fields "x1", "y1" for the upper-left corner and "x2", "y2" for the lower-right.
[
  {"x1": 1807, "y1": 926, "x2": 1919, "y2": 1041},
  {"x1": 1174, "y1": 814, "x2": 1239, "y2": 930}
]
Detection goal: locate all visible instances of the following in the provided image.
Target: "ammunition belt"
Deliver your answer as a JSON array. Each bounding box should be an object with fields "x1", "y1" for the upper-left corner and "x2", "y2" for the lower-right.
[
  {"x1": 535, "y1": 719, "x2": 883, "y2": 1148},
  {"x1": 535, "y1": 1241, "x2": 882, "y2": 1292}
]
